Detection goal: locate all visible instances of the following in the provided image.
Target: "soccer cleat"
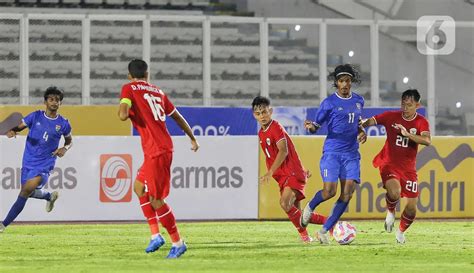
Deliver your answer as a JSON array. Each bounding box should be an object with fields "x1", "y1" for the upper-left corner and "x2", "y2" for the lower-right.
[
  {"x1": 46, "y1": 191, "x2": 59, "y2": 213},
  {"x1": 384, "y1": 211, "x2": 395, "y2": 233},
  {"x1": 300, "y1": 233, "x2": 313, "y2": 243},
  {"x1": 300, "y1": 204, "x2": 313, "y2": 228},
  {"x1": 166, "y1": 242, "x2": 187, "y2": 258},
  {"x1": 0, "y1": 222, "x2": 5, "y2": 233},
  {"x1": 316, "y1": 230, "x2": 330, "y2": 245},
  {"x1": 396, "y1": 230, "x2": 405, "y2": 244},
  {"x1": 145, "y1": 234, "x2": 165, "y2": 253}
]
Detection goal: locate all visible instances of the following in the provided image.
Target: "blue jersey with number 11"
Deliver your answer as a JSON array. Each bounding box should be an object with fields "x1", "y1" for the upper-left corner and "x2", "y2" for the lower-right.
[{"x1": 314, "y1": 92, "x2": 364, "y2": 153}]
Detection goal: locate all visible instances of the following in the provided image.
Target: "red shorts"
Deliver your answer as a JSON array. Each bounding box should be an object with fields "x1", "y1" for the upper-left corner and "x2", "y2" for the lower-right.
[
  {"x1": 136, "y1": 152, "x2": 173, "y2": 199},
  {"x1": 275, "y1": 175, "x2": 306, "y2": 201},
  {"x1": 379, "y1": 164, "x2": 419, "y2": 198}
]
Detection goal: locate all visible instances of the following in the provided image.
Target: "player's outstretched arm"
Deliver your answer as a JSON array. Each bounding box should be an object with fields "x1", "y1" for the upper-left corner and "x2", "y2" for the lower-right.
[
  {"x1": 170, "y1": 110, "x2": 199, "y2": 152},
  {"x1": 6, "y1": 122, "x2": 27, "y2": 138},
  {"x1": 304, "y1": 120, "x2": 319, "y2": 134},
  {"x1": 360, "y1": 117, "x2": 376, "y2": 128},
  {"x1": 393, "y1": 124, "x2": 431, "y2": 146}
]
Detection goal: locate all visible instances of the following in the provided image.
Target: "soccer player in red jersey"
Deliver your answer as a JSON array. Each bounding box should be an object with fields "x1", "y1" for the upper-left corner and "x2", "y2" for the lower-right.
[
  {"x1": 252, "y1": 96, "x2": 327, "y2": 243},
  {"x1": 118, "y1": 59, "x2": 199, "y2": 258},
  {"x1": 361, "y1": 89, "x2": 431, "y2": 243}
]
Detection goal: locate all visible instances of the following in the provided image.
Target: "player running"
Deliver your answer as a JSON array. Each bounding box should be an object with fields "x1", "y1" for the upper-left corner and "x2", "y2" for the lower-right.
[
  {"x1": 118, "y1": 59, "x2": 199, "y2": 258},
  {"x1": 252, "y1": 96, "x2": 327, "y2": 243},
  {"x1": 302, "y1": 64, "x2": 367, "y2": 244},
  {"x1": 361, "y1": 89, "x2": 430, "y2": 244},
  {"x1": 0, "y1": 86, "x2": 72, "y2": 232}
]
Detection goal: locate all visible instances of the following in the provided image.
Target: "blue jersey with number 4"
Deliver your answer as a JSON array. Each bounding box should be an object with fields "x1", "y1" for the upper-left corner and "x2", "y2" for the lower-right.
[
  {"x1": 314, "y1": 92, "x2": 364, "y2": 153},
  {"x1": 22, "y1": 110, "x2": 72, "y2": 171}
]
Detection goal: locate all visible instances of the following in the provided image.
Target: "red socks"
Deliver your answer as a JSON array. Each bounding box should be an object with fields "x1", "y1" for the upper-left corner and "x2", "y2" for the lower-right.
[
  {"x1": 286, "y1": 206, "x2": 305, "y2": 233},
  {"x1": 138, "y1": 194, "x2": 159, "y2": 236},
  {"x1": 399, "y1": 210, "x2": 416, "y2": 232},
  {"x1": 155, "y1": 203, "x2": 181, "y2": 243},
  {"x1": 385, "y1": 193, "x2": 399, "y2": 213},
  {"x1": 310, "y1": 213, "x2": 327, "y2": 225}
]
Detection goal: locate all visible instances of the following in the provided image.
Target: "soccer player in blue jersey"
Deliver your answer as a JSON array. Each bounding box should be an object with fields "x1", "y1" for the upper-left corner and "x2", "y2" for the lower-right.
[
  {"x1": 301, "y1": 64, "x2": 367, "y2": 244},
  {"x1": 0, "y1": 86, "x2": 72, "y2": 232}
]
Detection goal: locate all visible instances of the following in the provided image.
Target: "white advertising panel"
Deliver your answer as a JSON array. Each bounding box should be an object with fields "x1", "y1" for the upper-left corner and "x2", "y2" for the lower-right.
[{"x1": 0, "y1": 136, "x2": 258, "y2": 221}]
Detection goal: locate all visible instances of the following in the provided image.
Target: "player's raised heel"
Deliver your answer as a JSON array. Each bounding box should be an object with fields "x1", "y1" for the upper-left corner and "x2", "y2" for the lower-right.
[
  {"x1": 300, "y1": 204, "x2": 313, "y2": 228},
  {"x1": 316, "y1": 230, "x2": 330, "y2": 245},
  {"x1": 396, "y1": 230, "x2": 405, "y2": 244},
  {"x1": 145, "y1": 234, "x2": 165, "y2": 253},
  {"x1": 166, "y1": 242, "x2": 187, "y2": 258},
  {"x1": 0, "y1": 222, "x2": 5, "y2": 233},
  {"x1": 384, "y1": 211, "x2": 395, "y2": 233},
  {"x1": 46, "y1": 191, "x2": 59, "y2": 213}
]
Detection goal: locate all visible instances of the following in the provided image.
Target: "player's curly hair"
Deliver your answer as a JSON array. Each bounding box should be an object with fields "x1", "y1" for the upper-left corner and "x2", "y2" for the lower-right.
[
  {"x1": 251, "y1": 96, "x2": 271, "y2": 110},
  {"x1": 329, "y1": 64, "x2": 361, "y2": 88},
  {"x1": 44, "y1": 86, "x2": 64, "y2": 101}
]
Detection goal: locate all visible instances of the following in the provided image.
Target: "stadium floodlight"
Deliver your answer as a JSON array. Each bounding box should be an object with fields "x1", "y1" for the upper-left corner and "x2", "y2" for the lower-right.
[
  {"x1": 403, "y1": 76, "x2": 409, "y2": 84},
  {"x1": 294, "y1": 24, "x2": 301, "y2": 31}
]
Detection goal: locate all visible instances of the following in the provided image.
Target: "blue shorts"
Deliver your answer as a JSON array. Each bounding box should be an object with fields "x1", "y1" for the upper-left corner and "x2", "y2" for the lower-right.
[
  {"x1": 319, "y1": 152, "x2": 361, "y2": 183},
  {"x1": 21, "y1": 168, "x2": 50, "y2": 189}
]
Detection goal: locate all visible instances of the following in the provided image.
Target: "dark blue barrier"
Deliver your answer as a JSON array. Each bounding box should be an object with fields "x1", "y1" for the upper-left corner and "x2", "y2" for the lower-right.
[{"x1": 133, "y1": 107, "x2": 425, "y2": 136}]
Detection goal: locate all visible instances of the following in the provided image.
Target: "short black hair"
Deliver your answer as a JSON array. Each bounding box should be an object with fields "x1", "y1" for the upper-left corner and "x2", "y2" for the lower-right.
[
  {"x1": 44, "y1": 86, "x2": 64, "y2": 101},
  {"x1": 329, "y1": 64, "x2": 361, "y2": 87},
  {"x1": 252, "y1": 96, "x2": 271, "y2": 110},
  {"x1": 402, "y1": 89, "x2": 421, "y2": 102},
  {"x1": 128, "y1": 59, "x2": 148, "y2": 78}
]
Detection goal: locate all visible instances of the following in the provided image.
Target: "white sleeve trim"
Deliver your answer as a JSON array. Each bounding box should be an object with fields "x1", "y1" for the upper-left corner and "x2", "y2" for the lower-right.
[
  {"x1": 276, "y1": 137, "x2": 286, "y2": 144},
  {"x1": 167, "y1": 108, "x2": 177, "y2": 116}
]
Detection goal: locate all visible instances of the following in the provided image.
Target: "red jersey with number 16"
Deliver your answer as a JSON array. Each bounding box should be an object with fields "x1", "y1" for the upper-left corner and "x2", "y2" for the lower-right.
[
  {"x1": 120, "y1": 80, "x2": 176, "y2": 157},
  {"x1": 258, "y1": 120, "x2": 306, "y2": 182},
  {"x1": 372, "y1": 111, "x2": 430, "y2": 172}
]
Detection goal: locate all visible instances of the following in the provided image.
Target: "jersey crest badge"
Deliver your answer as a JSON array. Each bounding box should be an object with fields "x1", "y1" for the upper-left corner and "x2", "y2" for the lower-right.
[
  {"x1": 409, "y1": 128, "x2": 417, "y2": 135},
  {"x1": 55, "y1": 125, "x2": 61, "y2": 132},
  {"x1": 356, "y1": 103, "x2": 361, "y2": 110},
  {"x1": 266, "y1": 138, "x2": 271, "y2": 145}
]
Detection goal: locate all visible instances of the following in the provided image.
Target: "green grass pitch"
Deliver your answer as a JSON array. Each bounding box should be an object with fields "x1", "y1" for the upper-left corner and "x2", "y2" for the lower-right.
[{"x1": 0, "y1": 221, "x2": 472, "y2": 273}]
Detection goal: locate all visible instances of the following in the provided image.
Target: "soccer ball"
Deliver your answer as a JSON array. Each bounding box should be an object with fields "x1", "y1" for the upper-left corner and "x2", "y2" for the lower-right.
[{"x1": 332, "y1": 221, "x2": 357, "y2": 245}]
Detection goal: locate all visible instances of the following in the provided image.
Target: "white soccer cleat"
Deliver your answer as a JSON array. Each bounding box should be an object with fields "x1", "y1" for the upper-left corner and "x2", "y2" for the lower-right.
[
  {"x1": 384, "y1": 211, "x2": 395, "y2": 233},
  {"x1": 46, "y1": 191, "x2": 59, "y2": 213},
  {"x1": 300, "y1": 204, "x2": 313, "y2": 228},
  {"x1": 316, "y1": 230, "x2": 330, "y2": 245},
  {"x1": 0, "y1": 223, "x2": 5, "y2": 233},
  {"x1": 396, "y1": 230, "x2": 405, "y2": 244}
]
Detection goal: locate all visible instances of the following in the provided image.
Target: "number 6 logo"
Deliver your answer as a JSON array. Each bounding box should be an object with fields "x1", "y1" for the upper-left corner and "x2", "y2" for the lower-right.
[{"x1": 417, "y1": 16, "x2": 455, "y2": 55}]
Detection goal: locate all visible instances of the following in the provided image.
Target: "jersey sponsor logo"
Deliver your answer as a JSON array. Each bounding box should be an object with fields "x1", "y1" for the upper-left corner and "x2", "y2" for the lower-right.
[
  {"x1": 99, "y1": 154, "x2": 133, "y2": 202},
  {"x1": 409, "y1": 128, "x2": 417, "y2": 135}
]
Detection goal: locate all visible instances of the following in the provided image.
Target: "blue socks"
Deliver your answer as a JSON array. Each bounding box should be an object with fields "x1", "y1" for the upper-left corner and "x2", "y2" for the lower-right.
[
  {"x1": 30, "y1": 189, "x2": 51, "y2": 200},
  {"x1": 323, "y1": 199, "x2": 349, "y2": 232},
  {"x1": 2, "y1": 196, "x2": 28, "y2": 227},
  {"x1": 308, "y1": 190, "x2": 325, "y2": 210}
]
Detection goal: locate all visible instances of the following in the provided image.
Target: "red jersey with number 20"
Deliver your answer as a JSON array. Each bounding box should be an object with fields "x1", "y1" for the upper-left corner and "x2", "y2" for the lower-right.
[
  {"x1": 258, "y1": 120, "x2": 306, "y2": 182},
  {"x1": 120, "y1": 80, "x2": 176, "y2": 157},
  {"x1": 372, "y1": 111, "x2": 430, "y2": 172}
]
